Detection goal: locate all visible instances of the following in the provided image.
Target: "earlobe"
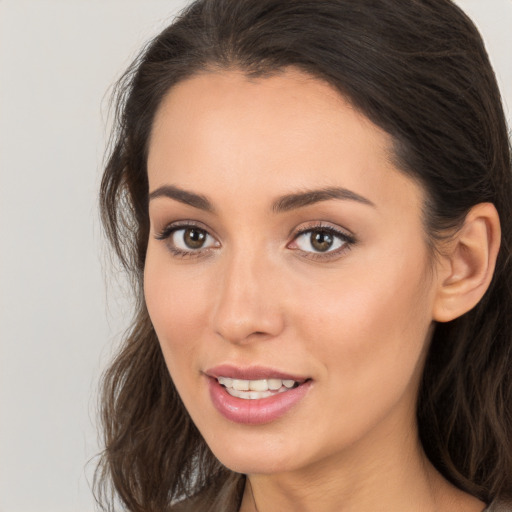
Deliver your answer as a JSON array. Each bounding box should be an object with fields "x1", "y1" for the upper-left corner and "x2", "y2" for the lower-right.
[{"x1": 433, "y1": 203, "x2": 501, "y2": 323}]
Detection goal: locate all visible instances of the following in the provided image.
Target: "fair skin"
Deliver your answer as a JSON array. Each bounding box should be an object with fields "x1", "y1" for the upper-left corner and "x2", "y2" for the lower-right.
[{"x1": 144, "y1": 68, "x2": 499, "y2": 512}]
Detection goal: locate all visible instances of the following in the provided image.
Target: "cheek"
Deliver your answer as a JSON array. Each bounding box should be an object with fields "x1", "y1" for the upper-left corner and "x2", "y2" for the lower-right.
[
  {"x1": 143, "y1": 246, "x2": 212, "y2": 377},
  {"x1": 301, "y1": 256, "x2": 430, "y2": 332},
  {"x1": 291, "y1": 245, "x2": 434, "y2": 431}
]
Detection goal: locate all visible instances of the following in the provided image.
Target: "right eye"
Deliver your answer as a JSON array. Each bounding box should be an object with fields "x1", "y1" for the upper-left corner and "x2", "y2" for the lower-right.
[
  {"x1": 155, "y1": 224, "x2": 220, "y2": 257},
  {"x1": 171, "y1": 227, "x2": 216, "y2": 250}
]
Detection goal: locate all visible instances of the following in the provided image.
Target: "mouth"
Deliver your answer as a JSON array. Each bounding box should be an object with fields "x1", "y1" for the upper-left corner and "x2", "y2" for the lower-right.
[
  {"x1": 216, "y1": 376, "x2": 303, "y2": 400},
  {"x1": 205, "y1": 365, "x2": 312, "y2": 424}
]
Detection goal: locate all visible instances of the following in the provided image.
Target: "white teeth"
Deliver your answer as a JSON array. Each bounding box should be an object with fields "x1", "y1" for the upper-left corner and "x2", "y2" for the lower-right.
[
  {"x1": 225, "y1": 387, "x2": 289, "y2": 400},
  {"x1": 249, "y1": 380, "x2": 268, "y2": 391},
  {"x1": 232, "y1": 379, "x2": 250, "y2": 391},
  {"x1": 267, "y1": 378, "x2": 283, "y2": 390},
  {"x1": 217, "y1": 377, "x2": 300, "y2": 397},
  {"x1": 218, "y1": 377, "x2": 233, "y2": 388}
]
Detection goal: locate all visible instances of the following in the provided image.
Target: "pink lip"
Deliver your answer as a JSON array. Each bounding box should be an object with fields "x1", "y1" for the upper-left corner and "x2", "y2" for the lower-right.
[{"x1": 205, "y1": 365, "x2": 312, "y2": 425}]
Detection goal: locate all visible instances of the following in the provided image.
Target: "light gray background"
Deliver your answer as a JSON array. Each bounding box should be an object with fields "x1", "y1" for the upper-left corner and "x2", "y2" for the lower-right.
[{"x1": 0, "y1": 1, "x2": 510, "y2": 511}]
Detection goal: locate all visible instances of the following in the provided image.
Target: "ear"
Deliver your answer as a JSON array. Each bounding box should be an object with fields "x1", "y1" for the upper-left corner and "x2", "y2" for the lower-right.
[{"x1": 433, "y1": 203, "x2": 501, "y2": 323}]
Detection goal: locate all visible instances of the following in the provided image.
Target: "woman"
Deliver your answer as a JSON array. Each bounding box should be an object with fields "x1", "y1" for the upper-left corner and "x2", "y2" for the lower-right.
[{"x1": 95, "y1": 0, "x2": 512, "y2": 511}]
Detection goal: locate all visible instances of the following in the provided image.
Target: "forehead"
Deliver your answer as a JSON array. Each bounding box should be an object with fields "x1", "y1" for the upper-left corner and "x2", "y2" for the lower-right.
[{"x1": 147, "y1": 68, "x2": 423, "y2": 215}]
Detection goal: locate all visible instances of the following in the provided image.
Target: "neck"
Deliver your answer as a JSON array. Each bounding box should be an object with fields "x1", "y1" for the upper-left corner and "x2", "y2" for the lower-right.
[{"x1": 239, "y1": 413, "x2": 484, "y2": 512}]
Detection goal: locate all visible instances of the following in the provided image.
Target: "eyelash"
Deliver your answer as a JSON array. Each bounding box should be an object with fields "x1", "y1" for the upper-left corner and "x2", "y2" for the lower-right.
[
  {"x1": 154, "y1": 221, "x2": 217, "y2": 259},
  {"x1": 289, "y1": 223, "x2": 356, "y2": 260},
  {"x1": 154, "y1": 221, "x2": 356, "y2": 260}
]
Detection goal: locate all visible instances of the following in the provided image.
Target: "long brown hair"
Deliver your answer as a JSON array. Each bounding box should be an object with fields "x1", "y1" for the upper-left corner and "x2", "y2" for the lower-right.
[{"x1": 96, "y1": 1, "x2": 512, "y2": 510}]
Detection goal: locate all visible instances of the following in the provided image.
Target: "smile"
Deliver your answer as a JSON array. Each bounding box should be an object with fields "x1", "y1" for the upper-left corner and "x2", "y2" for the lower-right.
[
  {"x1": 206, "y1": 366, "x2": 312, "y2": 424},
  {"x1": 217, "y1": 377, "x2": 300, "y2": 400}
]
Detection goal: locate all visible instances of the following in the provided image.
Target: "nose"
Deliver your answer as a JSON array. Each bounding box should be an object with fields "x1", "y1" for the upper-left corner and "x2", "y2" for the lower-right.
[{"x1": 212, "y1": 249, "x2": 286, "y2": 345}]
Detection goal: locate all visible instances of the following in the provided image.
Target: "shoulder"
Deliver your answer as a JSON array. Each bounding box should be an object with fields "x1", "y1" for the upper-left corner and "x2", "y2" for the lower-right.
[
  {"x1": 169, "y1": 474, "x2": 244, "y2": 512},
  {"x1": 484, "y1": 499, "x2": 512, "y2": 512},
  {"x1": 170, "y1": 494, "x2": 204, "y2": 512},
  {"x1": 170, "y1": 500, "x2": 194, "y2": 512},
  {"x1": 169, "y1": 493, "x2": 237, "y2": 512}
]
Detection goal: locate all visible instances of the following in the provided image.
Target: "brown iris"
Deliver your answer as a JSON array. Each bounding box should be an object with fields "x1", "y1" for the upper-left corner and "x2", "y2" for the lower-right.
[
  {"x1": 183, "y1": 228, "x2": 207, "y2": 249},
  {"x1": 310, "y1": 230, "x2": 334, "y2": 252}
]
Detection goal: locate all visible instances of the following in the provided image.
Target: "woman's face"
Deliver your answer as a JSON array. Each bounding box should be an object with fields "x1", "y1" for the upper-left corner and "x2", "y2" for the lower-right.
[{"x1": 145, "y1": 69, "x2": 439, "y2": 475}]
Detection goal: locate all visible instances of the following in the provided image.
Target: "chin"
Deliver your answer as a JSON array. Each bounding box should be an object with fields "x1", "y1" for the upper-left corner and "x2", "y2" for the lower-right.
[
  {"x1": 216, "y1": 451, "x2": 297, "y2": 476},
  {"x1": 200, "y1": 429, "x2": 298, "y2": 475}
]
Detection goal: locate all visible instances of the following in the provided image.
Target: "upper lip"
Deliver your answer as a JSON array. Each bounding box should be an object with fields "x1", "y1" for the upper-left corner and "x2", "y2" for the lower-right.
[{"x1": 205, "y1": 364, "x2": 309, "y2": 382}]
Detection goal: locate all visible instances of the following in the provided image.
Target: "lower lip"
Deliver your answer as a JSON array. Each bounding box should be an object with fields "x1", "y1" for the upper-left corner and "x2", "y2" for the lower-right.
[{"x1": 207, "y1": 377, "x2": 312, "y2": 425}]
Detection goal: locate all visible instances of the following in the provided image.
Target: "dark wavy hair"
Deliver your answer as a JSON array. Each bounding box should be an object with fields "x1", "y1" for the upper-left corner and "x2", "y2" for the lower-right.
[{"x1": 96, "y1": 0, "x2": 512, "y2": 510}]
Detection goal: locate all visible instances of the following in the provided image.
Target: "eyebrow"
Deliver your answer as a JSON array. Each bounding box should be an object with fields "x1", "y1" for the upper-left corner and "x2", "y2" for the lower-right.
[
  {"x1": 272, "y1": 187, "x2": 375, "y2": 212},
  {"x1": 148, "y1": 184, "x2": 375, "y2": 213},
  {"x1": 149, "y1": 185, "x2": 214, "y2": 212}
]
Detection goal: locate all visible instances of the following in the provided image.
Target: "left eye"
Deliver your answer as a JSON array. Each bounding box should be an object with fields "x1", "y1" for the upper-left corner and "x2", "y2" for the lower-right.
[{"x1": 292, "y1": 228, "x2": 349, "y2": 253}]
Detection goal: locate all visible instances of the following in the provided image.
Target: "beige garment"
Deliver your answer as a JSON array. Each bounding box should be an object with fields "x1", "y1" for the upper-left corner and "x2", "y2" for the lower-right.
[
  {"x1": 483, "y1": 499, "x2": 512, "y2": 512},
  {"x1": 171, "y1": 497, "x2": 512, "y2": 512}
]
